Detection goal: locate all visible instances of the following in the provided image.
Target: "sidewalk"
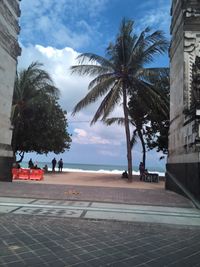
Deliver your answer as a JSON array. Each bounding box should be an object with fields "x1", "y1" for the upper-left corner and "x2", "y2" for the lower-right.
[
  {"x1": 0, "y1": 181, "x2": 193, "y2": 207},
  {"x1": 0, "y1": 182, "x2": 200, "y2": 266},
  {"x1": 0, "y1": 212, "x2": 200, "y2": 266},
  {"x1": 0, "y1": 196, "x2": 199, "y2": 227}
]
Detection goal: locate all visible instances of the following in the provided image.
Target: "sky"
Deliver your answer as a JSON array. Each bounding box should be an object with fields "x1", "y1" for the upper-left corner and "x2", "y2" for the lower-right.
[{"x1": 18, "y1": 0, "x2": 171, "y2": 170}]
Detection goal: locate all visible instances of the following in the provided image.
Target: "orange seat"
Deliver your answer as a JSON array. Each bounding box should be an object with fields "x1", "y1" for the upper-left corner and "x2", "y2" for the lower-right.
[
  {"x1": 29, "y1": 169, "x2": 44, "y2": 180},
  {"x1": 17, "y1": 168, "x2": 30, "y2": 180}
]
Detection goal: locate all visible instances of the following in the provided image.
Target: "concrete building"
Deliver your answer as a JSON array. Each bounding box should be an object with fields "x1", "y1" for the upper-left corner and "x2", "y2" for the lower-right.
[
  {"x1": 167, "y1": 0, "x2": 200, "y2": 200},
  {"x1": 0, "y1": 0, "x2": 21, "y2": 181}
]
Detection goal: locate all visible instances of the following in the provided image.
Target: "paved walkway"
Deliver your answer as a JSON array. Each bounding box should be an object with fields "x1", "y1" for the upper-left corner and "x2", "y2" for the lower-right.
[
  {"x1": 0, "y1": 182, "x2": 193, "y2": 207},
  {"x1": 0, "y1": 197, "x2": 199, "y2": 227},
  {"x1": 0, "y1": 214, "x2": 200, "y2": 267},
  {"x1": 0, "y1": 182, "x2": 199, "y2": 266}
]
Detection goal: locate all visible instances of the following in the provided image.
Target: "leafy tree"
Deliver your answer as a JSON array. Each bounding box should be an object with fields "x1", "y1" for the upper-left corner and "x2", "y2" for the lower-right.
[
  {"x1": 129, "y1": 69, "x2": 169, "y2": 158},
  {"x1": 12, "y1": 62, "x2": 71, "y2": 162},
  {"x1": 71, "y1": 19, "x2": 168, "y2": 181},
  {"x1": 143, "y1": 69, "x2": 170, "y2": 155},
  {"x1": 128, "y1": 96, "x2": 148, "y2": 168}
]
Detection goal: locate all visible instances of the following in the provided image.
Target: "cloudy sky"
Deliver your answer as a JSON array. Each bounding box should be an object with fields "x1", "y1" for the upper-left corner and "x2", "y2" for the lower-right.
[{"x1": 19, "y1": 0, "x2": 171, "y2": 170}]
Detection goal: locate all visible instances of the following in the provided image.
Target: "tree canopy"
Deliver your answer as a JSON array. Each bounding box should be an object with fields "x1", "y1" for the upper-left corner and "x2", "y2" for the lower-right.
[
  {"x1": 12, "y1": 62, "x2": 71, "y2": 162},
  {"x1": 143, "y1": 69, "x2": 170, "y2": 155}
]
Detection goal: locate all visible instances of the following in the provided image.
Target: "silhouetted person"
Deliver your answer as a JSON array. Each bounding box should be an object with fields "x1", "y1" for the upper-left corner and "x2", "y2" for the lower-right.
[
  {"x1": 122, "y1": 170, "x2": 128, "y2": 179},
  {"x1": 43, "y1": 165, "x2": 48, "y2": 172},
  {"x1": 34, "y1": 164, "x2": 40, "y2": 169},
  {"x1": 28, "y1": 158, "x2": 34, "y2": 169},
  {"x1": 52, "y1": 158, "x2": 57, "y2": 172},
  {"x1": 58, "y1": 158, "x2": 63, "y2": 172}
]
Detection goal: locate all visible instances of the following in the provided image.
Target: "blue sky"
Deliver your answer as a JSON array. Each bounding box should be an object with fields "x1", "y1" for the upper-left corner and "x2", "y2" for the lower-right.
[{"x1": 18, "y1": 0, "x2": 171, "y2": 170}]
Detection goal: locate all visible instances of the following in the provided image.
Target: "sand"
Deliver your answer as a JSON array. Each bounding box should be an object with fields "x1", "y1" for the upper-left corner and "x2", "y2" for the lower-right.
[{"x1": 16, "y1": 171, "x2": 165, "y2": 190}]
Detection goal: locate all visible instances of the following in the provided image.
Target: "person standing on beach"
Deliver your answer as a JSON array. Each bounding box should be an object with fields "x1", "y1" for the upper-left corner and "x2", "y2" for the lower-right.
[
  {"x1": 58, "y1": 158, "x2": 63, "y2": 172},
  {"x1": 28, "y1": 158, "x2": 34, "y2": 169},
  {"x1": 52, "y1": 158, "x2": 57, "y2": 172}
]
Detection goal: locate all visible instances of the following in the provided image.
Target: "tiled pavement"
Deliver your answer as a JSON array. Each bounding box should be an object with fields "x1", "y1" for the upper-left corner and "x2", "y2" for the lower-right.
[
  {"x1": 0, "y1": 182, "x2": 199, "y2": 266},
  {"x1": 0, "y1": 197, "x2": 200, "y2": 226},
  {"x1": 0, "y1": 214, "x2": 200, "y2": 267},
  {"x1": 0, "y1": 182, "x2": 193, "y2": 207}
]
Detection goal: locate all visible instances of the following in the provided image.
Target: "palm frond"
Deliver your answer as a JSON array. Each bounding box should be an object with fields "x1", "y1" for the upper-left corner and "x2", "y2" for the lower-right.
[
  {"x1": 88, "y1": 73, "x2": 115, "y2": 90},
  {"x1": 137, "y1": 67, "x2": 169, "y2": 83},
  {"x1": 142, "y1": 40, "x2": 169, "y2": 65},
  {"x1": 105, "y1": 117, "x2": 125, "y2": 126},
  {"x1": 71, "y1": 64, "x2": 111, "y2": 76},
  {"x1": 91, "y1": 82, "x2": 121, "y2": 124},
  {"x1": 76, "y1": 53, "x2": 114, "y2": 69},
  {"x1": 72, "y1": 76, "x2": 116, "y2": 115},
  {"x1": 101, "y1": 82, "x2": 122, "y2": 120}
]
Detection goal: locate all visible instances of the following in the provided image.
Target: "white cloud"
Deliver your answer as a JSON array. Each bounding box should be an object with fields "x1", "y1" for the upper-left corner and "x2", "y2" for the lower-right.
[
  {"x1": 19, "y1": 0, "x2": 108, "y2": 49},
  {"x1": 18, "y1": 44, "x2": 91, "y2": 111},
  {"x1": 71, "y1": 112, "x2": 125, "y2": 146},
  {"x1": 18, "y1": 44, "x2": 127, "y2": 148},
  {"x1": 136, "y1": 1, "x2": 171, "y2": 37},
  {"x1": 73, "y1": 128, "x2": 111, "y2": 145},
  {"x1": 74, "y1": 129, "x2": 87, "y2": 138}
]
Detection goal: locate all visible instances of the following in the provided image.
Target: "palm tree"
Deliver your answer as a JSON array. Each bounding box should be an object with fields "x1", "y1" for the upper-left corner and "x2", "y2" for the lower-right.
[
  {"x1": 106, "y1": 69, "x2": 169, "y2": 168},
  {"x1": 71, "y1": 19, "x2": 168, "y2": 181},
  {"x1": 105, "y1": 110, "x2": 147, "y2": 168},
  {"x1": 12, "y1": 62, "x2": 59, "y2": 162}
]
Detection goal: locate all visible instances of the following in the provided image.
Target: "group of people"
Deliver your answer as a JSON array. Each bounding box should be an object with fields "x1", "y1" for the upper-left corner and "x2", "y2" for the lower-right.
[
  {"x1": 28, "y1": 159, "x2": 41, "y2": 170},
  {"x1": 28, "y1": 158, "x2": 64, "y2": 172},
  {"x1": 52, "y1": 158, "x2": 63, "y2": 172}
]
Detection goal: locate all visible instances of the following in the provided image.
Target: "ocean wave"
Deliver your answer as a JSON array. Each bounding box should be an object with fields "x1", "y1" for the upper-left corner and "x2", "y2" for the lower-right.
[{"x1": 61, "y1": 168, "x2": 165, "y2": 176}]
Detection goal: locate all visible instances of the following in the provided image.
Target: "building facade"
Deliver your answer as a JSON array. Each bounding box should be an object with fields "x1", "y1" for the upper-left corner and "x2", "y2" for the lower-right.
[
  {"x1": 0, "y1": 0, "x2": 21, "y2": 181},
  {"x1": 167, "y1": 0, "x2": 200, "y2": 200}
]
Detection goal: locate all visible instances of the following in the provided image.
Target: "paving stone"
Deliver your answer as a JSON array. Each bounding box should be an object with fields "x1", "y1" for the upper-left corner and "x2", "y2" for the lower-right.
[
  {"x1": 0, "y1": 212, "x2": 200, "y2": 266},
  {"x1": 0, "y1": 182, "x2": 193, "y2": 207}
]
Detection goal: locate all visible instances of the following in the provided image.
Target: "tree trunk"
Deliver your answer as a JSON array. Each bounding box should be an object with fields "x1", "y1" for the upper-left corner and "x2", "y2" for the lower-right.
[
  {"x1": 122, "y1": 86, "x2": 133, "y2": 181},
  {"x1": 138, "y1": 129, "x2": 146, "y2": 168}
]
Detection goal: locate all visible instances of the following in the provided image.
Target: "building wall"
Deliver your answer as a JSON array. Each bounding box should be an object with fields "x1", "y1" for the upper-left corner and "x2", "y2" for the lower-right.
[
  {"x1": 167, "y1": 0, "x2": 200, "y2": 200},
  {"x1": 0, "y1": 0, "x2": 21, "y2": 181},
  {"x1": 169, "y1": 0, "x2": 200, "y2": 162}
]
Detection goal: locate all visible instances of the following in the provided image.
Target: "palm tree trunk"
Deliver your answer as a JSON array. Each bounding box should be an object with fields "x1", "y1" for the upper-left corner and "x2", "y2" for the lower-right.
[
  {"x1": 122, "y1": 86, "x2": 133, "y2": 181},
  {"x1": 138, "y1": 129, "x2": 146, "y2": 168}
]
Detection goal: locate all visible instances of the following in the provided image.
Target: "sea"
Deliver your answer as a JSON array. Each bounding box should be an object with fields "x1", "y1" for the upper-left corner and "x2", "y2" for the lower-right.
[{"x1": 21, "y1": 162, "x2": 165, "y2": 176}]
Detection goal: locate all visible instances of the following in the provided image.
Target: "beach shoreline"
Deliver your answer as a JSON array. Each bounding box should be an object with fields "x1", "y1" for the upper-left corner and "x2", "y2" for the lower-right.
[{"x1": 15, "y1": 171, "x2": 165, "y2": 190}]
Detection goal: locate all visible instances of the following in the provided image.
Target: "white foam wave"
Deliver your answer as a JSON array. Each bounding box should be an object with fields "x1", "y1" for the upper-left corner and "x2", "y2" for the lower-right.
[{"x1": 61, "y1": 167, "x2": 165, "y2": 176}]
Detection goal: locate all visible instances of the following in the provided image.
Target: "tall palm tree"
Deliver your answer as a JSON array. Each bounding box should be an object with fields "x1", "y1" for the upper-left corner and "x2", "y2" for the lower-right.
[
  {"x1": 71, "y1": 19, "x2": 168, "y2": 181},
  {"x1": 106, "y1": 69, "x2": 169, "y2": 168},
  {"x1": 12, "y1": 62, "x2": 59, "y2": 161}
]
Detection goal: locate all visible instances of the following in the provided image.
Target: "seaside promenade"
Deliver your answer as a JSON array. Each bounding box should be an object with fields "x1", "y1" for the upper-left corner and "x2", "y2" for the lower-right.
[{"x1": 0, "y1": 172, "x2": 200, "y2": 266}]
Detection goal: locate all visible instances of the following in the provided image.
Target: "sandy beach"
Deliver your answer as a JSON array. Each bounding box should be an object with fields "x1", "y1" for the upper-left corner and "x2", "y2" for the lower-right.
[{"x1": 15, "y1": 171, "x2": 165, "y2": 190}]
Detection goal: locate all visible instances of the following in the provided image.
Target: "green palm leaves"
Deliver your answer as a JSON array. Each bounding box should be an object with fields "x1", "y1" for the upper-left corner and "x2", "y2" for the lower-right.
[
  {"x1": 12, "y1": 62, "x2": 59, "y2": 124},
  {"x1": 71, "y1": 18, "x2": 169, "y2": 180}
]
